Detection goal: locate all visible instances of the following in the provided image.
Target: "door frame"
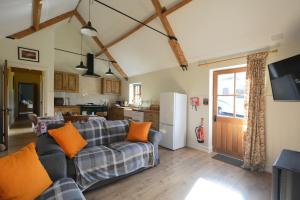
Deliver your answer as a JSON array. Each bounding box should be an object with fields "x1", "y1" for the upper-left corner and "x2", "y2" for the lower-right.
[
  {"x1": 1, "y1": 60, "x2": 9, "y2": 149},
  {"x1": 211, "y1": 66, "x2": 247, "y2": 159}
]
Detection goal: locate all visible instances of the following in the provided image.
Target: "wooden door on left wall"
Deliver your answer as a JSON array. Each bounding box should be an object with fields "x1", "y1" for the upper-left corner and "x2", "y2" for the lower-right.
[{"x1": 1, "y1": 60, "x2": 9, "y2": 150}]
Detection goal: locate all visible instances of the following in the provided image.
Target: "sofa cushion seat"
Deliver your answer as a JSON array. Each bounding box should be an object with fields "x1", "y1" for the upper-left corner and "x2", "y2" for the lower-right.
[
  {"x1": 37, "y1": 178, "x2": 85, "y2": 200},
  {"x1": 110, "y1": 141, "x2": 156, "y2": 169},
  {"x1": 74, "y1": 142, "x2": 155, "y2": 190}
]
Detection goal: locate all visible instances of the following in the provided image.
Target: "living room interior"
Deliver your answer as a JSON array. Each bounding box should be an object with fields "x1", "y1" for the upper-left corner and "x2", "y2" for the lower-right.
[{"x1": 0, "y1": 0, "x2": 300, "y2": 200}]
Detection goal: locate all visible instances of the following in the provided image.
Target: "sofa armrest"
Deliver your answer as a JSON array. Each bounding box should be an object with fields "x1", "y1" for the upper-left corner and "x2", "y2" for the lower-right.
[
  {"x1": 148, "y1": 129, "x2": 162, "y2": 165},
  {"x1": 148, "y1": 129, "x2": 162, "y2": 146},
  {"x1": 39, "y1": 152, "x2": 67, "y2": 182},
  {"x1": 36, "y1": 134, "x2": 64, "y2": 155}
]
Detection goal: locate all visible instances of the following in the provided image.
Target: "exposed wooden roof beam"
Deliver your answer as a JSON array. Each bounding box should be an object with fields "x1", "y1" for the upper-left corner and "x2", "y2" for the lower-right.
[
  {"x1": 95, "y1": 0, "x2": 191, "y2": 57},
  {"x1": 32, "y1": 0, "x2": 43, "y2": 30},
  {"x1": 95, "y1": 13, "x2": 158, "y2": 57},
  {"x1": 74, "y1": 11, "x2": 128, "y2": 79},
  {"x1": 151, "y1": 0, "x2": 188, "y2": 70},
  {"x1": 162, "y1": 0, "x2": 192, "y2": 16},
  {"x1": 9, "y1": 10, "x2": 75, "y2": 39}
]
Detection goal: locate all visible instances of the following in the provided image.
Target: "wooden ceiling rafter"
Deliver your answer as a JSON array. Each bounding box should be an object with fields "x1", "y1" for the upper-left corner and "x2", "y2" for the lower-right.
[
  {"x1": 151, "y1": 0, "x2": 188, "y2": 70},
  {"x1": 8, "y1": 10, "x2": 75, "y2": 39},
  {"x1": 32, "y1": 0, "x2": 43, "y2": 30},
  {"x1": 95, "y1": 0, "x2": 192, "y2": 57},
  {"x1": 74, "y1": 11, "x2": 128, "y2": 80}
]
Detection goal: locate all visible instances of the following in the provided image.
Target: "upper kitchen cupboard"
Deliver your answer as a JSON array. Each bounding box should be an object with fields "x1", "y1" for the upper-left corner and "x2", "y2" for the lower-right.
[
  {"x1": 101, "y1": 77, "x2": 121, "y2": 95},
  {"x1": 54, "y1": 71, "x2": 79, "y2": 93}
]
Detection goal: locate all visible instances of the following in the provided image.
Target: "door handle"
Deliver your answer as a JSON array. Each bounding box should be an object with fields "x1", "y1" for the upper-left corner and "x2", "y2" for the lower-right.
[{"x1": 213, "y1": 115, "x2": 217, "y2": 122}]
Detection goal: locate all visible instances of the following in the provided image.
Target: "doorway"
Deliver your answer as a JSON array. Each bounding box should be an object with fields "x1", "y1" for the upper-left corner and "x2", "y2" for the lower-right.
[
  {"x1": 18, "y1": 83, "x2": 38, "y2": 119},
  {"x1": 9, "y1": 67, "x2": 42, "y2": 131},
  {"x1": 213, "y1": 67, "x2": 246, "y2": 159}
]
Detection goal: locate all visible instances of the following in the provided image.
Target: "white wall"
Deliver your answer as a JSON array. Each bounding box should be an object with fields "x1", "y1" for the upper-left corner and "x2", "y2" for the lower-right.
[
  {"x1": 0, "y1": 27, "x2": 55, "y2": 116},
  {"x1": 123, "y1": 41, "x2": 300, "y2": 172}
]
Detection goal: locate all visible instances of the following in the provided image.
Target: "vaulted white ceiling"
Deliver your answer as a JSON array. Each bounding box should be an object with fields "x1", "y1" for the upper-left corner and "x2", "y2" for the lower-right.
[
  {"x1": 1, "y1": 0, "x2": 300, "y2": 77},
  {"x1": 0, "y1": 0, "x2": 79, "y2": 37}
]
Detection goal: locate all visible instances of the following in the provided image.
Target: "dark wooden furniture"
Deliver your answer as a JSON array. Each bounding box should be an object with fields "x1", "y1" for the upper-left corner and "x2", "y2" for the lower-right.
[
  {"x1": 54, "y1": 71, "x2": 79, "y2": 93},
  {"x1": 108, "y1": 106, "x2": 124, "y2": 120},
  {"x1": 272, "y1": 149, "x2": 300, "y2": 200},
  {"x1": 101, "y1": 77, "x2": 121, "y2": 95},
  {"x1": 63, "y1": 115, "x2": 89, "y2": 123},
  {"x1": 54, "y1": 106, "x2": 81, "y2": 115},
  {"x1": 144, "y1": 111, "x2": 159, "y2": 131}
]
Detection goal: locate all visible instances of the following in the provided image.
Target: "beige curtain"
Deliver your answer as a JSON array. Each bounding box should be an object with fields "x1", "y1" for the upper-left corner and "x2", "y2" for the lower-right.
[{"x1": 242, "y1": 52, "x2": 268, "y2": 171}]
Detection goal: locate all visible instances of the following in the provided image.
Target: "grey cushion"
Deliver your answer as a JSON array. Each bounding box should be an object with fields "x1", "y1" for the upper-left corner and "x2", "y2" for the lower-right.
[
  {"x1": 36, "y1": 134, "x2": 64, "y2": 155},
  {"x1": 39, "y1": 152, "x2": 67, "y2": 182}
]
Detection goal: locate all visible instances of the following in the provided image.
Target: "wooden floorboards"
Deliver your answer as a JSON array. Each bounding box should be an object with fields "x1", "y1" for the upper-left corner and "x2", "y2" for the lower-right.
[
  {"x1": 0, "y1": 129, "x2": 271, "y2": 200},
  {"x1": 84, "y1": 147, "x2": 271, "y2": 200}
]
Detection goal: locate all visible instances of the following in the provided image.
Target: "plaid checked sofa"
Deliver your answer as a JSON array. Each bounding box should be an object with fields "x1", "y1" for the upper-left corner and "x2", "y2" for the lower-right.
[
  {"x1": 36, "y1": 119, "x2": 162, "y2": 198},
  {"x1": 38, "y1": 178, "x2": 86, "y2": 200}
]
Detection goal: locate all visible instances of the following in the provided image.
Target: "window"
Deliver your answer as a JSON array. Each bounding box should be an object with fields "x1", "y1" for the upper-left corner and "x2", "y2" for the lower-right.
[
  {"x1": 215, "y1": 69, "x2": 246, "y2": 118},
  {"x1": 129, "y1": 83, "x2": 142, "y2": 105}
]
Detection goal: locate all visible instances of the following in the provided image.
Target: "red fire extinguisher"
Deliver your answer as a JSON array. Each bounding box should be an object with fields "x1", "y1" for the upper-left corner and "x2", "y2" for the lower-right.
[{"x1": 195, "y1": 118, "x2": 204, "y2": 143}]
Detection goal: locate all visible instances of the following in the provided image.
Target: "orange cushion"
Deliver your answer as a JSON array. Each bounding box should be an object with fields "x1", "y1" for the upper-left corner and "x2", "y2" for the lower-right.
[
  {"x1": 48, "y1": 122, "x2": 87, "y2": 158},
  {"x1": 127, "y1": 121, "x2": 152, "y2": 142},
  {"x1": 0, "y1": 143, "x2": 52, "y2": 200}
]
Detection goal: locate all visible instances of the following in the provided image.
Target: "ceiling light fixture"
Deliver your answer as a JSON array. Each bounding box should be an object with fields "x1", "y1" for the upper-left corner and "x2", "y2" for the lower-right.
[
  {"x1": 105, "y1": 63, "x2": 114, "y2": 76},
  {"x1": 81, "y1": 0, "x2": 98, "y2": 37},
  {"x1": 76, "y1": 34, "x2": 88, "y2": 71}
]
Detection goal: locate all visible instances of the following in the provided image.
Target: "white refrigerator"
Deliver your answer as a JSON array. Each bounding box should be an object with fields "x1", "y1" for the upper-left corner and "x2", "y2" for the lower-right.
[{"x1": 159, "y1": 92, "x2": 187, "y2": 150}]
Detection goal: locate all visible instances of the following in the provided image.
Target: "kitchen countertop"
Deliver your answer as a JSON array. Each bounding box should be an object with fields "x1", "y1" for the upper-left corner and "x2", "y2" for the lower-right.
[
  {"x1": 120, "y1": 106, "x2": 159, "y2": 113},
  {"x1": 54, "y1": 105, "x2": 80, "y2": 107}
]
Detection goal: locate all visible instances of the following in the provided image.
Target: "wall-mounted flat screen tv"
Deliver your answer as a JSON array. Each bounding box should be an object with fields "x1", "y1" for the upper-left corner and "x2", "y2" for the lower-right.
[{"x1": 268, "y1": 54, "x2": 300, "y2": 101}]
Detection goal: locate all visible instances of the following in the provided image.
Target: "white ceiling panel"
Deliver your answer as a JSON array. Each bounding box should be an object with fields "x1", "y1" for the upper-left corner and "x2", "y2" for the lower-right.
[
  {"x1": 77, "y1": 0, "x2": 156, "y2": 45},
  {"x1": 167, "y1": 0, "x2": 300, "y2": 63},
  {"x1": 0, "y1": 0, "x2": 32, "y2": 36},
  {"x1": 160, "y1": 0, "x2": 182, "y2": 9},
  {"x1": 41, "y1": 0, "x2": 79, "y2": 23},
  {"x1": 108, "y1": 19, "x2": 177, "y2": 77}
]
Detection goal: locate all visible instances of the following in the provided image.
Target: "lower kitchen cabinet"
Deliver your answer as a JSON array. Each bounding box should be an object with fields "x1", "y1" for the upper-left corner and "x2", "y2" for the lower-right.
[
  {"x1": 108, "y1": 107, "x2": 124, "y2": 120},
  {"x1": 144, "y1": 111, "x2": 159, "y2": 131},
  {"x1": 54, "y1": 106, "x2": 80, "y2": 115}
]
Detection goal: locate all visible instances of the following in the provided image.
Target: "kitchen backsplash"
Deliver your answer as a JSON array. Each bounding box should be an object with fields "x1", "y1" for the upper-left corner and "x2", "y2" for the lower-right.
[{"x1": 54, "y1": 92, "x2": 119, "y2": 105}]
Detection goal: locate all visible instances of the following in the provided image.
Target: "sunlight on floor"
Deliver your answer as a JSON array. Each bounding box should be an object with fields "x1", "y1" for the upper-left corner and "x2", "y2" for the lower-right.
[{"x1": 185, "y1": 178, "x2": 245, "y2": 200}]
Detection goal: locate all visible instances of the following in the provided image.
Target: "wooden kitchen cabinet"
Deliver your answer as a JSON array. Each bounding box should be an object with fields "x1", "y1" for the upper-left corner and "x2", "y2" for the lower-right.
[
  {"x1": 54, "y1": 71, "x2": 63, "y2": 91},
  {"x1": 101, "y1": 78, "x2": 121, "y2": 95},
  {"x1": 54, "y1": 71, "x2": 79, "y2": 93},
  {"x1": 144, "y1": 111, "x2": 159, "y2": 131},
  {"x1": 108, "y1": 106, "x2": 124, "y2": 120},
  {"x1": 67, "y1": 73, "x2": 79, "y2": 91}
]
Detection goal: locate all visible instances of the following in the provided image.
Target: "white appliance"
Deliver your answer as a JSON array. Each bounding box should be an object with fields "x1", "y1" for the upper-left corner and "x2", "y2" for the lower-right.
[{"x1": 159, "y1": 92, "x2": 187, "y2": 150}]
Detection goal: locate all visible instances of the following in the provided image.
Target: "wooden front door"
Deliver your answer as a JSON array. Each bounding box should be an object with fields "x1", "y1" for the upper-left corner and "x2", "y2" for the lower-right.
[
  {"x1": 213, "y1": 67, "x2": 246, "y2": 159},
  {"x1": 1, "y1": 60, "x2": 9, "y2": 149}
]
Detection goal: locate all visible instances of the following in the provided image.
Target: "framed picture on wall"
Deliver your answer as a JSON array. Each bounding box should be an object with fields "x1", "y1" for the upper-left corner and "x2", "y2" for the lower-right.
[{"x1": 18, "y1": 47, "x2": 39, "y2": 62}]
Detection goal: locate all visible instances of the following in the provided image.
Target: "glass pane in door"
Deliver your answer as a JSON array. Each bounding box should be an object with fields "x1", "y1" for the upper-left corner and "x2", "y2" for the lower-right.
[
  {"x1": 235, "y1": 72, "x2": 246, "y2": 95},
  {"x1": 218, "y1": 73, "x2": 234, "y2": 95},
  {"x1": 217, "y1": 96, "x2": 234, "y2": 117},
  {"x1": 235, "y1": 96, "x2": 245, "y2": 118}
]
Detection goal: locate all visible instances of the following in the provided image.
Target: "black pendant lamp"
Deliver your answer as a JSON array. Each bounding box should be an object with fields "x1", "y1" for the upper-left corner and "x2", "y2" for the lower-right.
[
  {"x1": 105, "y1": 62, "x2": 114, "y2": 76},
  {"x1": 76, "y1": 34, "x2": 88, "y2": 71},
  {"x1": 81, "y1": 0, "x2": 98, "y2": 36}
]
